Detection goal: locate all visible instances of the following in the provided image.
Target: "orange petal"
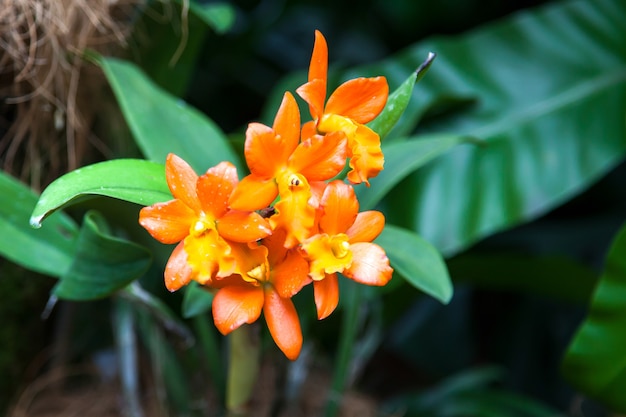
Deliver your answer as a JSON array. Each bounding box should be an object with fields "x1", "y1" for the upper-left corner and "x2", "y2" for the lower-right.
[
  {"x1": 346, "y1": 211, "x2": 385, "y2": 243},
  {"x1": 217, "y1": 211, "x2": 272, "y2": 243},
  {"x1": 212, "y1": 284, "x2": 264, "y2": 335},
  {"x1": 313, "y1": 273, "x2": 339, "y2": 320},
  {"x1": 272, "y1": 249, "x2": 311, "y2": 298},
  {"x1": 244, "y1": 122, "x2": 285, "y2": 178},
  {"x1": 297, "y1": 78, "x2": 326, "y2": 122},
  {"x1": 197, "y1": 168, "x2": 236, "y2": 219},
  {"x1": 309, "y1": 30, "x2": 328, "y2": 83},
  {"x1": 272, "y1": 92, "x2": 301, "y2": 154},
  {"x1": 166, "y1": 153, "x2": 200, "y2": 212},
  {"x1": 229, "y1": 175, "x2": 278, "y2": 211},
  {"x1": 346, "y1": 124, "x2": 384, "y2": 186},
  {"x1": 319, "y1": 180, "x2": 358, "y2": 235},
  {"x1": 325, "y1": 76, "x2": 388, "y2": 124},
  {"x1": 164, "y1": 241, "x2": 193, "y2": 292},
  {"x1": 227, "y1": 241, "x2": 269, "y2": 283},
  {"x1": 300, "y1": 120, "x2": 318, "y2": 141},
  {"x1": 263, "y1": 287, "x2": 302, "y2": 360},
  {"x1": 289, "y1": 131, "x2": 348, "y2": 181},
  {"x1": 139, "y1": 199, "x2": 195, "y2": 244},
  {"x1": 206, "y1": 161, "x2": 239, "y2": 187},
  {"x1": 270, "y1": 173, "x2": 316, "y2": 248},
  {"x1": 344, "y1": 242, "x2": 393, "y2": 286}
]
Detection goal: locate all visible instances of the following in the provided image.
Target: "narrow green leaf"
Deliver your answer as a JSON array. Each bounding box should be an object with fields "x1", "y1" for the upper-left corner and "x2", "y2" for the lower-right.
[
  {"x1": 562, "y1": 223, "x2": 626, "y2": 411},
  {"x1": 368, "y1": 52, "x2": 436, "y2": 140},
  {"x1": 30, "y1": 159, "x2": 169, "y2": 227},
  {"x1": 0, "y1": 171, "x2": 77, "y2": 276},
  {"x1": 182, "y1": 281, "x2": 214, "y2": 319},
  {"x1": 367, "y1": 71, "x2": 417, "y2": 140},
  {"x1": 377, "y1": 225, "x2": 452, "y2": 304},
  {"x1": 98, "y1": 56, "x2": 242, "y2": 174},
  {"x1": 356, "y1": 134, "x2": 474, "y2": 210},
  {"x1": 54, "y1": 211, "x2": 152, "y2": 300}
]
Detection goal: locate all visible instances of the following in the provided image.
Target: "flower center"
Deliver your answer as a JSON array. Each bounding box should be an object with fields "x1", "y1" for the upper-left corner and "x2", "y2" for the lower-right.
[
  {"x1": 190, "y1": 214, "x2": 215, "y2": 238},
  {"x1": 330, "y1": 235, "x2": 350, "y2": 259},
  {"x1": 244, "y1": 260, "x2": 269, "y2": 284}
]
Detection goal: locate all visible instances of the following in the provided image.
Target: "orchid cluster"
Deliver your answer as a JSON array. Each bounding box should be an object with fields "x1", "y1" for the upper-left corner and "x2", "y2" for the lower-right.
[{"x1": 139, "y1": 31, "x2": 393, "y2": 360}]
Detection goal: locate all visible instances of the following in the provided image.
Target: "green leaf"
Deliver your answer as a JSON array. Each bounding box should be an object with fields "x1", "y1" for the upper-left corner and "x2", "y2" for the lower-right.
[
  {"x1": 377, "y1": 225, "x2": 452, "y2": 304},
  {"x1": 0, "y1": 171, "x2": 77, "y2": 276},
  {"x1": 30, "y1": 159, "x2": 170, "y2": 227},
  {"x1": 368, "y1": 52, "x2": 435, "y2": 140},
  {"x1": 342, "y1": 0, "x2": 626, "y2": 256},
  {"x1": 54, "y1": 211, "x2": 152, "y2": 300},
  {"x1": 562, "y1": 223, "x2": 626, "y2": 411},
  {"x1": 187, "y1": 2, "x2": 235, "y2": 34},
  {"x1": 182, "y1": 281, "x2": 214, "y2": 319},
  {"x1": 98, "y1": 56, "x2": 242, "y2": 174},
  {"x1": 356, "y1": 134, "x2": 474, "y2": 210}
]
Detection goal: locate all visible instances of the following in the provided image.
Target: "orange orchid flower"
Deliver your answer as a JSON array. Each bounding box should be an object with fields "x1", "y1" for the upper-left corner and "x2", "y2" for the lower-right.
[
  {"x1": 139, "y1": 154, "x2": 271, "y2": 291},
  {"x1": 211, "y1": 229, "x2": 310, "y2": 360},
  {"x1": 229, "y1": 91, "x2": 348, "y2": 212},
  {"x1": 299, "y1": 180, "x2": 393, "y2": 319},
  {"x1": 296, "y1": 30, "x2": 389, "y2": 186}
]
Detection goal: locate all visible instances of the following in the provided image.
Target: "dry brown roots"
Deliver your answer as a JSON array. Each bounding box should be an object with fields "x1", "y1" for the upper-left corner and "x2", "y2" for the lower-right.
[{"x1": 0, "y1": 0, "x2": 140, "y2": 189}]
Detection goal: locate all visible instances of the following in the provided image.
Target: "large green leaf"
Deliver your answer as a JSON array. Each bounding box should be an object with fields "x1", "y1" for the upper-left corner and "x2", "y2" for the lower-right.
[
  {"x1": 30, "y1": 159, "x2": 170, "y2": 227},
  {"x1": 269, "y1": 0, "x2": 626, "y2": 257},
  {"x1": 98, "y1": 57, "x2": 243, "y2": 174},
  {"x1": 0, "y1": 171, "x2": 77, "y2": 276},
  {"x1": 561, "y1": 223, "x2": 626, "y2": 411},
  {"x1": 376, "y1": 225, "x2": 452, "y2": 304},
  {"x1": 54, "y1": 211, "x2": 152, "y2": 300},
  {"x1": 356, "y1": 134, "x2": 475, "y2": 210},
  {"x1": 377, "y1": 0, "x2": 626, "y2": 256}
]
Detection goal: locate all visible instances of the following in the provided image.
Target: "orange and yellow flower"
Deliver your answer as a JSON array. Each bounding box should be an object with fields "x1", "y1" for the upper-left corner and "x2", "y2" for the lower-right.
[
  {"x1": 296, "y1": 30, "x2": 389, "y2": 186},
  {"x1": 139, "y1": 154, "x2": 271, "y2": 291},
  {"x1": 300, "y1": 180, "x2": 393, "y2": 319},
  {"x1": 211, "y1": 229, "x2": 310, "y2": 360},
  {"x1": 139, "y1": 30, "x2": 396, "y2": 361}
]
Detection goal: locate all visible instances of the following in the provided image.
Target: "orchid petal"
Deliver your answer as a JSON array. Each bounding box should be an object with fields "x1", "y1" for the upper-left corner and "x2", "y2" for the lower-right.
[
  {"x1": 139, "y1": 199, "x2": 195, "y2": 244},
  {"x1": 300, "y1": 233, "x2": 352, "y2": 281},
  {"x1": 346, "y1": 211, "x2": 385, "y2": 243},
  {"x1": 319, "y1": 181, "x2": 358, "y2": 235},
  {"x1": 166, "y1": 153, "x2": 200, "y2": 212},
  {"x1": 289, "y1": 132, "x2": 348, "y2": 181},
  {"x1": 272, "y1": 249, "x2": 310, "y2": 298},
  {"x1": 313, "y1": 273, "x2": 339, "y2": 320},
  {"x1": 272, "y1": 92, "x2": 301, "y2": 154},
  {"x1": 244, "y1": 123, "x2": 285, "y2": 178},
  {"x1": 217, "y1": 211, "x2": 272, "y2": 243},
  {"x1": 325, "y1": 76, "x2": 388, "y2": 124},
  {"x1": 344, "y1": 242, "x2": 393, "y2": 286},
  {"x1": 263, "y1": 288, "x2": 303, "y2": 360},
  {"x1": 296, "y1": 78, "x2": 326, "y2": 122},
  {"x1": 346, "y1": 124, "x2": 384, "y2": 186},
  {"x1": 212, "y1": 285, "x2": 264, "y2": 335},
  {"x1": 270, "y1": 173, "x2": 316, "y2": 248},
  {"x1": 164, "y1": 241, "x2": 192, "y2": 292},
  {"x1": 197, "y1": 166, "x2": 236, "y2": 219},
  {"x1": 229, "y1": 175, "x2": 278, "y2": 211}
]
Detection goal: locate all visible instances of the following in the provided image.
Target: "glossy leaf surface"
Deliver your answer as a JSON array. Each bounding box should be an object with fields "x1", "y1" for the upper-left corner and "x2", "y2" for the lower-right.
[{"x1": 31, "y1": 159, "x2": 170, "y2": 227}]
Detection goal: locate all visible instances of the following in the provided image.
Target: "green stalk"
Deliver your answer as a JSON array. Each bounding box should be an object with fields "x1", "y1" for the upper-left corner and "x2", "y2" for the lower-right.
[
  {"x1": 226, "y1": 324, "x2": 260, "y2": 417},
  {"x1": 324, "y1": 282, "x2": 362, "y2": 417}
]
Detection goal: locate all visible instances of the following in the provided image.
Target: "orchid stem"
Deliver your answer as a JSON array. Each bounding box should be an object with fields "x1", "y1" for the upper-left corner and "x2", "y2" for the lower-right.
[
  {"x1": 226, "y1": 324, "x2": 260, "y2": 417},
  {"x1": 324, "y1": 281, "x2": 362, "y2": 417}
]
